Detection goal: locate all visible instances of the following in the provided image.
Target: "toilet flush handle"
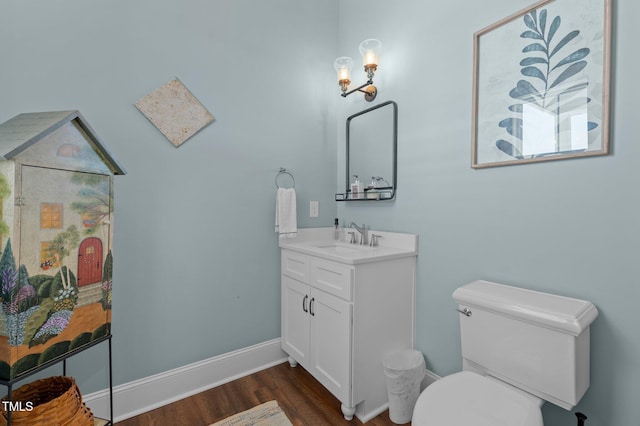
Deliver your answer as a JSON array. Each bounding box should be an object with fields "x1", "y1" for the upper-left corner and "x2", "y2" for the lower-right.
[{"x1": 456, "y1": 307, "x2": 472, "y2": 317}]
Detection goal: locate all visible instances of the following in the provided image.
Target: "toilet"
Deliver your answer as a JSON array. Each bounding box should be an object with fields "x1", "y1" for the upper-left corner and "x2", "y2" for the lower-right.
[{"x1": 413, "y1": 280, "x2": 598, "y2": 425}]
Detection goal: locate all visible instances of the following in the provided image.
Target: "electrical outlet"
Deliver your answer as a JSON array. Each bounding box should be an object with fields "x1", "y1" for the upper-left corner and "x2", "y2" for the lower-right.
[{"x1": 310, "y1": 201, "x2": 319, "y2": 218}]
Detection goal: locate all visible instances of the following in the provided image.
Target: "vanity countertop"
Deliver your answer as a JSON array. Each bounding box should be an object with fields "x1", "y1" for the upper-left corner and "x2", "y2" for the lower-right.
[{"x1": 279, "y1": 227, "x2": 418, "y2": 265}]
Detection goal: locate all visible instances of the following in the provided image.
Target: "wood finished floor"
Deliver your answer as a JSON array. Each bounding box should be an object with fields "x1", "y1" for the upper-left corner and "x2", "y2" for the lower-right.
[{"x1": 115, "y1": 361, "x2": 399, "y2": 426}]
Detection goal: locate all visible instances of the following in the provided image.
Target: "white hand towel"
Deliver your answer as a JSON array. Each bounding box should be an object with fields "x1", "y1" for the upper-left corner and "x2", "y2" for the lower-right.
[{"x1": 275, "y1": 187, "x2": 297, "y2": 239}]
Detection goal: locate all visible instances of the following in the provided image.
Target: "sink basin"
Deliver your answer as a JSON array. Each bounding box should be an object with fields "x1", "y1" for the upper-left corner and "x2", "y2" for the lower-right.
[{"x1": 315, "y1": 243, "x2": 370, "y2": 254}]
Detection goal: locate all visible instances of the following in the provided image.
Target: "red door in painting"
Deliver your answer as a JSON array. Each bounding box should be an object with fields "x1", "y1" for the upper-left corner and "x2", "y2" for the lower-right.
[{"x1": 78, "y1": 237, "x2": 103, "y2": 286}]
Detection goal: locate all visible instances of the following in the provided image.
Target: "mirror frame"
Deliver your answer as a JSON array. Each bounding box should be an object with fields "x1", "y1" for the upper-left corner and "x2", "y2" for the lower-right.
[{"x1": 336, "y1": 100, "x2": 398, "y2": 201}]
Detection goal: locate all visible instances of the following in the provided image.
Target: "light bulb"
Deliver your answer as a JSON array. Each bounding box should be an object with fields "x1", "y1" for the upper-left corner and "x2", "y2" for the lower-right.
[
  {"x1": 333, "y1": 57, "x2": 353, "y2": 82},
  {"x1": 333, "y1": 57, "x2": 353, "y2": 93},
  {"x1": 358, "y1": 39, "x2": 382, "y2": 79}
]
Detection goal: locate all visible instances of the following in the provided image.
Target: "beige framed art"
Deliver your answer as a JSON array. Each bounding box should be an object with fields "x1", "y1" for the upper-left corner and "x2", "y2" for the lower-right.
[
  {"x1": 135, "y1": 78, "x2": 214, "y2": 148},
  {"x1": 471, "y1": 0, "x2": 612, "y2": 168}
]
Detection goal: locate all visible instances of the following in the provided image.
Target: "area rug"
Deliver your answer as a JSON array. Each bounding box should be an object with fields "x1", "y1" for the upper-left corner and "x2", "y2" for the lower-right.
[{"x1": 210, "y1": 400, "x2": 292, "y2": 426}]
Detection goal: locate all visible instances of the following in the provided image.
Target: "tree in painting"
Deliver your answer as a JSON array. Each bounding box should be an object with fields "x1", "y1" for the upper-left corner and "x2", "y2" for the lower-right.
[
  {"x1": 70, "y1": 173, "x2": 111, "y2": 235},
  {"x1": 0, "y1": 241, "x2": 39, "y2": 345},
  {"x1": 45, "y1": 225, "x2": 80, "y2": 291}
]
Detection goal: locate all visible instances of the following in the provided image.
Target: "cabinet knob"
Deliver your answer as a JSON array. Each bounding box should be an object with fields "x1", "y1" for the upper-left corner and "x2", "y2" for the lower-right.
[
  {"x1": 303, "y1": 295, "x2": 309, "y2": 313},
  {"x1": 309, "y1": 298, "x2": 315, "y2": 316}
]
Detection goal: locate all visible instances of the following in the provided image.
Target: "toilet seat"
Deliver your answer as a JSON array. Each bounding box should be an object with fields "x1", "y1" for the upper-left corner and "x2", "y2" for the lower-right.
[{"x1": 412, "y1": 371, "x2": 544, "y2": 426}]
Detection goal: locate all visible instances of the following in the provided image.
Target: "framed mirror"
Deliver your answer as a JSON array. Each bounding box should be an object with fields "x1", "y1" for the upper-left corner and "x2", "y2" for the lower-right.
[{"x1": 336, "y1": 100, "x2": 398, "y2": 201}]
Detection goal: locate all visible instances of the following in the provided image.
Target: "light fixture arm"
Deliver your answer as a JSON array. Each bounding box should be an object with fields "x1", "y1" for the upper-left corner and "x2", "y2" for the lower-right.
[
  {"x1": 341, "y1": 79, "x2": 377, "y2": 102},
  {"x1": 341, "y1": 79, "x2": 373, "y2": 97}
]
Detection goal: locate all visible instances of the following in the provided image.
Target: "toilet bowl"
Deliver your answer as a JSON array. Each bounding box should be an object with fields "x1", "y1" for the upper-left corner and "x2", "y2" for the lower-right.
[
  {"x1": 411, "y1": 280, "x2": 598, "y2": 425},
  {"x1": 412, "y1": 371, "x2": 543, "y2": 425}
]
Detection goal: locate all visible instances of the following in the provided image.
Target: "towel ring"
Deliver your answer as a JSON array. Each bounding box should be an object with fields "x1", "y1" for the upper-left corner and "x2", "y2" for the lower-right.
[{"x1": 275, "y1": 168, "x2": 295, "y2": 189}]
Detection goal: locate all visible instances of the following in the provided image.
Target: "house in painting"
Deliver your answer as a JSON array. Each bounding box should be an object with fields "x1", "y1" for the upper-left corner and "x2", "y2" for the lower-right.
[{"x1": 0, "y1": 110, "x2": 125, "y2": 380}]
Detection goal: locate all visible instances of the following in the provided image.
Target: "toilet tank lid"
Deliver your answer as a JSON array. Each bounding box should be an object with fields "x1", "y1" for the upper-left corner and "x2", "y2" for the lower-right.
[{"x1": 453, "y1": 280, "x2": 598, "y2": 336}]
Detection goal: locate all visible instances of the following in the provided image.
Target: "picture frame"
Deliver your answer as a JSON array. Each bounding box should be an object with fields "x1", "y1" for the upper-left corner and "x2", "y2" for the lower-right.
[{"x1": 471, "y1": 0, "x2": 612, "y2": 168}]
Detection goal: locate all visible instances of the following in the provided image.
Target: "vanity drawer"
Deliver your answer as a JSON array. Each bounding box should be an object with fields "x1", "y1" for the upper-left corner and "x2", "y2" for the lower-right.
[
  {"x1": 282, "y1": 250, "x2": 309, "y2": 283},
  {"x1": 309, "y1": 259, "x2": 354, "y2": 301}
]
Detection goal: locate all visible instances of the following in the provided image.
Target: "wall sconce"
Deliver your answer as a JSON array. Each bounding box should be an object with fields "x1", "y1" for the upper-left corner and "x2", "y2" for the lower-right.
[{"x1": 334, "y1": 39, "x2": 382, "y2": 102}]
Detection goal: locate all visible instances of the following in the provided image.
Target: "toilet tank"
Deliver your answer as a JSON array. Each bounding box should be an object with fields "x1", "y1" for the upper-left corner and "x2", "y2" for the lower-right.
[{"x1": 452, "y1": 280, "x2": 598, "y2": 410}]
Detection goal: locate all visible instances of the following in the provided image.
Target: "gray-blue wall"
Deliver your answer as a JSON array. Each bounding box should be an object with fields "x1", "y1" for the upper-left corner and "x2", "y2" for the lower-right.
[
  {"x1": 336, "y1": 1, "x2": 640, "y2": 425},
  {"x1": 0, "y1": 0, "x2": 339, "y2": 395},
  {"x1": 2, "y1": 1, "x2": 639, "y2": 425}
]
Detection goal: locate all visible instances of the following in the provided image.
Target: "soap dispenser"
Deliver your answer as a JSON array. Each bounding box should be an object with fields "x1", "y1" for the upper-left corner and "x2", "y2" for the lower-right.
[
  {"x1": 334, "y1": 218, "x2": 341, "y2": 241},
  {"x1": 350, "y1": 175, "x2": 363, "y2": 199},
  {"x1": 367, "y1": 176, "x2": 379, "y2": 200}
]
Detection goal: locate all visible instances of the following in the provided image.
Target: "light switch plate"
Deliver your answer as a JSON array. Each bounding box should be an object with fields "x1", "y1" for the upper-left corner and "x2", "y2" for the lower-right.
[{"x1": 310, "y1": 201, "x2": 319, "y2": 218}]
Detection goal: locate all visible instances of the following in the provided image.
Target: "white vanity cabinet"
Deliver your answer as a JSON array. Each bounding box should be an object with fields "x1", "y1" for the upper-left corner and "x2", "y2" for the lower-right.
[
  {"x1": 280, "y1": 232, "x2": 417, "y2": 423},
  {"x1": 281, "y1": 253, "x2": 353, "y2": 410}
]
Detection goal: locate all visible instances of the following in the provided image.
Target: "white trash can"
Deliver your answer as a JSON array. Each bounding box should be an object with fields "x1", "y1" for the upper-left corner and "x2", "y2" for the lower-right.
[{"x1": 383, "y1": 349, "x2": 426, "y2": 424}]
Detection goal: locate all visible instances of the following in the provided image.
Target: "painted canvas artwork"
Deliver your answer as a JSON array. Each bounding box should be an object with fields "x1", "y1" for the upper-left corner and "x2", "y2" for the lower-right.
[
  {"x1": 472, "y1": 0, "x2": 610, "y2": 168},
  {"x1": 0, "y1": 111, "x2": 124, "y2": 380}
]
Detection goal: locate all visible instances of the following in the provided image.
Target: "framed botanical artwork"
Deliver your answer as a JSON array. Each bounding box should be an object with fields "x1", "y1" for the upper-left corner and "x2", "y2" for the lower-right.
[{"x1": 471, "y1": 0, "x2": 612, "y2": 168}]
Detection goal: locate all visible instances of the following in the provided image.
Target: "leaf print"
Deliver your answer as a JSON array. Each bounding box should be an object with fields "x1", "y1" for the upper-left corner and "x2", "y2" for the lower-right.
[
  {"x1": 521, "y1": 66, "x2": 547, "y2": 83},
  {"x1": 498, "y1": 117, "x2": 523, "y2": 139},
  {"x1": 539, "y1": 9, "x2": 547, "y2": 35},
  {"x1": 520, "y1": 57, "x2": 548, "y2": 66},
  {"x1": 509, "y1": 80, "x2": 542, "y2": 103},
  {"x1": 524, "y1": 14, "x2": 537, "y2": 31},
  {"x1": 552, "y1": 48, "x2": 590, "y2": 71},
  {"x1": 523, "y1": 43, "x2": 547, "y2": 54},
  {"x1": 495, "y1": 8, "x2": 597, "y2": 159},
  {"x1": 547, "y1": 16, "x2": 561, "y2": 44},
  {"x1": 550, "y1": 61, "x2": 587, "y2": 88},
  {"x1": 521, "y1": 30, "x2": 543, "y2": 40},
  {"x1": 550, "y1": 30, "x2": 579, "y2": 57},
  {"x1": 496, "y1": 140, "x2": 524, "y2": 159}
]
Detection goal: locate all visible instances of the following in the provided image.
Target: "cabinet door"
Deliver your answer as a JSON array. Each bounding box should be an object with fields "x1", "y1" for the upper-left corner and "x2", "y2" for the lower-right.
[
  {"x1": 309, "y1": 289, "x2": 353, "y2": 405},
  {"x1": 281, "y1": 276, "x2": 311, "y2": 366}
]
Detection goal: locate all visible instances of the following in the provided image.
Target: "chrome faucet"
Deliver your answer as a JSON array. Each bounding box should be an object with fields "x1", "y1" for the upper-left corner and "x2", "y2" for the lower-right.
[{"x1": 349, "y1": 222, "x2": 368, "y2": 245}]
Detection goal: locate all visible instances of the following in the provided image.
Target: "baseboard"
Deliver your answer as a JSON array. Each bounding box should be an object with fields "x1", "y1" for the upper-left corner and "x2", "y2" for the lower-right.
[
  {"x1": 422, "y1": 368, "x2": 441, "y2": 389},
  {"x1": 83, "y1": 338, "x2": 288, "y2": 422},
  {"x1": 357, "y1": 402, "x2": 389, "y2": 423}
]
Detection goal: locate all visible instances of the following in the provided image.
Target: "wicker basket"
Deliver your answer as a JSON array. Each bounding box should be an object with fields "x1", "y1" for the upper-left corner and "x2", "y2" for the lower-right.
[{"x1": 0, "y1": 376, "x2": 93, "y2": 425}]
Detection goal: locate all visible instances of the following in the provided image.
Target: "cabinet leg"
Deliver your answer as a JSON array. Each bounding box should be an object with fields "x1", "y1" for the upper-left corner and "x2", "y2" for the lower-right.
[
  {"x1": 341, "y1": 404, "x2": 356, "y2": 421},
  {"x1": 287, "y1": 356, "x2": 298, "y2": 367}
]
